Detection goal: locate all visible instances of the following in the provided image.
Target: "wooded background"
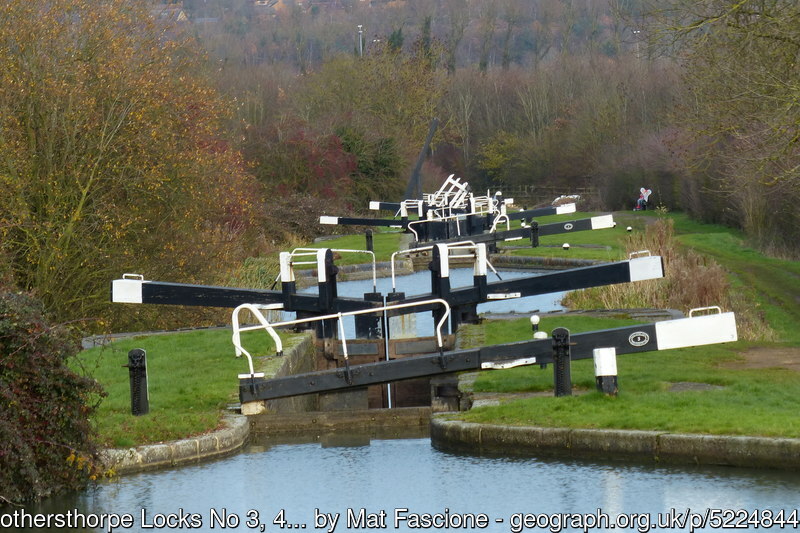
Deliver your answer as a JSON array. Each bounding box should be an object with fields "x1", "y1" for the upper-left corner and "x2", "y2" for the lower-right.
[{"x1": 2, "y1": 0, "x2": 798, "y2": 331}]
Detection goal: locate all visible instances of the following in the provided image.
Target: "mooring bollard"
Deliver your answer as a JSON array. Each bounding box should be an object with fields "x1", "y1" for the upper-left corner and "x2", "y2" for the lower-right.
[
  {"x1": 529, "y1": 221, "x2": 539, "y2": 248},
  {"x1": 593, "y1": 347, "x2": 619, "y2": 396},
  {"x1": 124, "y1": 348, "x2": 149, "y2": 416},
  {"x1": 551, "y1": 327, "x2": 572, "y2": 397},
  {"x1": 530, "y1": 314, "x2": 549, "y2": 369},
  {"x1": 365, "y1": 229, "x2": 374, "y2": 252}
]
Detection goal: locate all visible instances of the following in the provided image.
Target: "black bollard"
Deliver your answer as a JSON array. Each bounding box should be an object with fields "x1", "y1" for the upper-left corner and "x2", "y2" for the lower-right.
[
  {"x1": 365, "y1": 229, "x2": 374, "y2": 252},
  {"x1": 551, "y1": 327, "x2": 572, "y2": 397},
  {"x1": 530, "y1": 221, "x2": 539, "y2": 248},
  {"x1": 124, "y1": 348, "x2": 149, "y2": 416}
]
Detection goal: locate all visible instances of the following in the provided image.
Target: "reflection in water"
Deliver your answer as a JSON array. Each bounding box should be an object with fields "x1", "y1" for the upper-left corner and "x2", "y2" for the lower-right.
[
  {"x1": 11, "y1": 270, "x2": 799, "y2": 531},
  {"x1": 304, "y1": 268, "x2": 565, "y2": 338},
  {"x1": 322, "y1": 267, "x2": 566, "y2": 313},
  {"x1": 14, "y1": 435, "x2": 800, "y2": 533}
]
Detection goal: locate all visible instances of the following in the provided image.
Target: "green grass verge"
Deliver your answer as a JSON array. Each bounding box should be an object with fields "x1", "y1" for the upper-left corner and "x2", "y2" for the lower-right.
[
  {"x1": 84, "y1": 209, "x2": 800, "y2": 445},
  {"x1": 303, "y1": 231, "x2": 406, "y2": 264},
  {"x1": 616, "y1": 211, "x2": 800, "y2": 344},
  {"x1": 675, "y1": 232, "x2": 800, "y2": 344},
  {"x1": 473, "y1": 316, "x2": 647, "y2": 393},
  {"x1": 74, "y1": 328, "x2": 291, "y2": 448},
  {"x1": 463, "y1": 212, "x2": 800, "y2": 436},
  {"x1": 461, "y1": 316, "x2": 800, "y2": 438},
  {"x1": 498, "y1": 212, "x2": 639, "y2": 261}
]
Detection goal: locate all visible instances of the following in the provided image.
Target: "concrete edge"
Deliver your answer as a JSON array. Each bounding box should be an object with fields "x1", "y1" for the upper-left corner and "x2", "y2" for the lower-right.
[
  {"x1": 430, "y1": 418, "x2": 800, "y2": 470},
  {"x1": 99, "y1": 412, "x2": 250, "y2": 476}
]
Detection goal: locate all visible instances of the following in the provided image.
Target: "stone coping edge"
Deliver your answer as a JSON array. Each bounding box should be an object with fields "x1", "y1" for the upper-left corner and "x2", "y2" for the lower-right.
[
  {"x1": 430, "y1": 418, "x2": 800, "y2": 470},
  {"x1": 100, "y1": 413, "x2": 250, "y2": 476},
  {"x1": 96, "y1": 331, "x2": 317, "y2": 476}
]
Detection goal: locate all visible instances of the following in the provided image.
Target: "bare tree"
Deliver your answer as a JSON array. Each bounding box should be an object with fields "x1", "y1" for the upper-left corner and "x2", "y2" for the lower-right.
[
  {"x1": 477, "y1": 1, "x2": 499, "y2": 72},
  {"x1": 443, "y1": 0, "x2": 470, "y2": 73},
  {"x1": 499, "y1": 0, "x2": 525, "y2": 69},
  {"x1": 645, "y1": 0, "x2": 800, "y2": 252}
]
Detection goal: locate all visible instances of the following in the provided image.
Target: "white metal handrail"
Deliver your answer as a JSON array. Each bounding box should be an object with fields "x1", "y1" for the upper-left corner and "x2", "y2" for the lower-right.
[
  {"x1": 330, "y1": 249, "x2": 377, "y2": 292},
  {"x1": 406, "y1": 212, "x2": 472, "y2": 241},
  {"x1": 231, "y1": 299, "x2": 452, "y2": 378},
  {"x1": 230, "y1": 303, "x2": 286, "y2": 377},
  {"x1": 689, "y1": 306, "x2": 722, "y2": 317},
  {"x1": 274, "y1": 247, "x2": 377, "y2": 292},
  {"x1": 389, "y1": 241, "x2": 499, "y2": 291},
  {"x1": 489, "y1": 213, "x2": 511, "y2": 233},
  {"x1": 628, "y1": 249, "x2": 652, "y2": 259}
]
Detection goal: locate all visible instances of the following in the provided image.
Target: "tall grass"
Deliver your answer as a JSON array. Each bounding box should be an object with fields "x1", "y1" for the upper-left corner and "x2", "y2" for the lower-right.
[{"x1": 563, "y1": 219, "x2": 772, "y2": 340}]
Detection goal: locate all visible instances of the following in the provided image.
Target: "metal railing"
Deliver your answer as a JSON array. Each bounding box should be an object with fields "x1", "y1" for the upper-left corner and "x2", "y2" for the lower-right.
[
  {"x1": 275, "y1": 247, "x2": 377, "y2": 292},
  {"x1": 389, "y1": 242, "x2": 501, "y2": 291},
  {"x1": 231, "y1": 298, "x2": 452, "y2": 381}
]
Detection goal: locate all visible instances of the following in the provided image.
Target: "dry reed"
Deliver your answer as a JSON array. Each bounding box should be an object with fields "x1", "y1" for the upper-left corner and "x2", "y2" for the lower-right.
[{"x1": 563, "y1": 219, "x2": 774, "y2": 341}]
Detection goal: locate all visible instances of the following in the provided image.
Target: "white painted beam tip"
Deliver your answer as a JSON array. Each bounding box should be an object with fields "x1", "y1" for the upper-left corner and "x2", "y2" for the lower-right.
[
  {"x1": 628, "y1": 256, "x2": 664, "y2": 282},
  {"x1": 655, "y1": 312, "x2": 737, "y2": 350},
  {"x1": 111, "y1": 279, "x2": 145, "y2": 304},
  {"x1": 591, "y1": 214, "x2": 615, "y2": 230},
  {"x1": 555, "y1": 203, "x2": 577, "y2": 215}
]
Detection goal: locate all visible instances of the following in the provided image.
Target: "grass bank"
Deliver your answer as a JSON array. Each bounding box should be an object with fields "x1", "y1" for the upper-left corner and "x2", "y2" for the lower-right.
[
  {"x1": 458, "y1": 315, "x2": 800, "y2": 438},
  {"x1": 83, "y1": 209, "x2": 799, "y2": 446},
  {"x1": 458, "y1": 210, "x2": 800, "y2": 436},
  {"x1": 75, "y1": 328, "x2": 291, "y2": 447}
]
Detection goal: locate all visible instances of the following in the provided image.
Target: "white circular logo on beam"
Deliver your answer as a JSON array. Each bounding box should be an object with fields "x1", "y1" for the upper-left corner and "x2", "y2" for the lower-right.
[
  {"x1": 564, "y1": 223, "x2": 574, "y2": 230},
  {"x1": 628, "y1": 331, "x2": 650, "y2": 346}
]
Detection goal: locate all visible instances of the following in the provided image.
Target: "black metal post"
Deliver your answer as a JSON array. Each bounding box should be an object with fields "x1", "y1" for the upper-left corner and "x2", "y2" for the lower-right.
[
  {"x1": 530, "y1": 221, "x2": 539, "y2": 248},
  {"x1": 354, "y1": 292, "x2": 383, "y2": 339},
  {"x1": 365, "y1": 229, "x2": 374, "y2": 252},
  {"x1": 124, "y1": 348, "x2": 149, "y2": 416},
  {"x1": 318, "y1": 249, "x2": 339, "y2": 339},
  {"x1": 552, "y1": 327, "x2": 572, "y2": 397}
]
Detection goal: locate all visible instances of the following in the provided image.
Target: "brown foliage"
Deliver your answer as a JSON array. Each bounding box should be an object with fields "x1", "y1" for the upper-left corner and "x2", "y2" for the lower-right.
[
  {"x1": 564, "y1": 217, "x2": 773, "y2": 340},
  {"x1": 0, "y1": 0, "x2": 265, "y2": 331},
  {"x1": 565, "y1": 218, "x2": 730, "y2": 312}
]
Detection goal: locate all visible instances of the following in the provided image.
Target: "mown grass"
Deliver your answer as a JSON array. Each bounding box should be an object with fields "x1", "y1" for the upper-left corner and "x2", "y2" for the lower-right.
[
  {"x1": 301, "y1": 231, "x2": 407, "y2": 264},
  {"x1": 497, "y1": 211, "x2": 641, "y2": 261},
  {"x1": 461, "y1": 209, "x2": 800, "y2": 436},
  {"x1": 461, "y1": 316, "x2": 800, "y2": 438},
  {"x1": 74, "y1": 328, "x2": 291, "y2": 448},
  {"x1": 473, "y1": 315, "x2": 647, "y2": 393},
  {"x1": 85, "y1": 208, "x2": 800, "y2": 445}
]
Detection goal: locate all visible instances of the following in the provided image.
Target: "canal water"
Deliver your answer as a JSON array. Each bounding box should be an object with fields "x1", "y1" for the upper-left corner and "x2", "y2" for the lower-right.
[
  {"x1": 17, "y1": 433, "x2": 800, "y2": 533},
  {"x1": 12, "y1": 269, "x2": 798, "y2": 531},
  {"x1": 299, "y1": 268, "x2": 565, "y2": 338},
  {"x1": 315, "y1": 267, "x2": 565, "y2": 314}
]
